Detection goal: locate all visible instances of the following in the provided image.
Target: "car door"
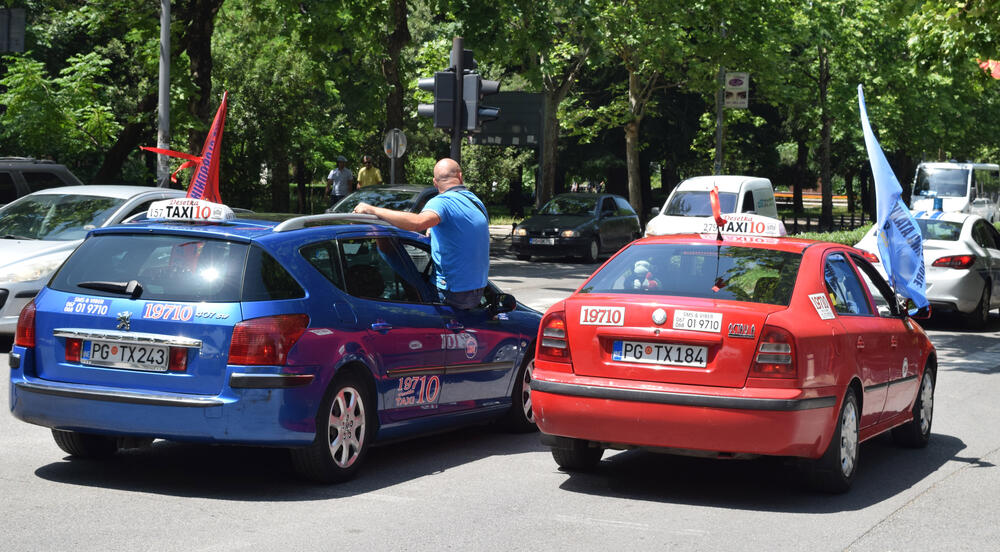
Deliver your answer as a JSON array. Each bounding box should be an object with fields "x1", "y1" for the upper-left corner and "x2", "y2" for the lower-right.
[
  {"x1": 335, "y1": 235, "x2": 448, "y2": 423},
  {"x1": 614, "y1": 196, "x2": 639, "y2": 245},
  {"x1": 850, "y1": 253, "x2": 921, "y2": 421},
  {"x1": 398, "y1": 238, "x2": 515, "y2": 409},
  {"x1": 972, "y1": 219, "x2": 1000, "y2": 306},
  {"x1": 823, "y1": 251, "x2": 898, "y2": 428}
]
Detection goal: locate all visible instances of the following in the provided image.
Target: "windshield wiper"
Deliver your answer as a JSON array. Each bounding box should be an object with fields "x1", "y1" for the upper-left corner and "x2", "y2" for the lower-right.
[
  {"x1": 77, "y1": 279, "x2": 143, "y2": 299},
  {"x1": 1, "y1": 234, "x2": 35, "y2": 240}
]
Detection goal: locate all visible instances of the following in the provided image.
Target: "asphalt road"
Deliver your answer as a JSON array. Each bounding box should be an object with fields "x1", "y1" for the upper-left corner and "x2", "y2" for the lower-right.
[{"x1": 2, "y1": 247, "x2": 999, "y2": 551}]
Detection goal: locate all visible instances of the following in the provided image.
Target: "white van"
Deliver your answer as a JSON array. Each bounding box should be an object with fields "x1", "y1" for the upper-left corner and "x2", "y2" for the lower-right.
[
  {"x1": 644, "y1": 175, "x2": 778, "y2": 236},
  {"x1": 910, "y1": 162, "x2": 1000, "y2": 222}
]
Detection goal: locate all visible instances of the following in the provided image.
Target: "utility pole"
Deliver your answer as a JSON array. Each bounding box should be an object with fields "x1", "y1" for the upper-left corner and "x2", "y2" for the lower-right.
[
  {"x1": 156, "y1": 0, "x2": 171, "y2": 186},
  {"x1": 713, "y1": 24, "x2": 727, "y2": 175}
]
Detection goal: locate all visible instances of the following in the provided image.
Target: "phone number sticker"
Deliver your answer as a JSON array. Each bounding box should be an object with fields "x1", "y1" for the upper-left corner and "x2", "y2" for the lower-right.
[
  {"x1": 672, "y1": 309, "x2": 722, "y2": 333},
  {"x1": 141, "y1": 302, "x2": 194, "y2": 321},
  {"x1": 63, "y1": 296, "x2": 109, "y2": 315},
  {"x1": 580, "y1": 306, "x2": 625, "y2": 326}
]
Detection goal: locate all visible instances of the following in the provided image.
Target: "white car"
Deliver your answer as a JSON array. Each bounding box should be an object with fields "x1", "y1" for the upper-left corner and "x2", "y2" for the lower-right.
[
  {"x1": 0, "y1": 185, "x2": 185, "y2": 333},
  {"x1": 853, "y1": 211, "x2": 1000, "y2": 328},
  {"x1": 644, "y1": 175, "x2": 778, "y2": 236}
]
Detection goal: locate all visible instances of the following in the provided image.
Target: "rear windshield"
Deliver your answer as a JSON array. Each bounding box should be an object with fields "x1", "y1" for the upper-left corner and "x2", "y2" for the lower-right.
[
  {"x1": 332, "y1": 188, "x2": 420, "y2": 213},
  {"x1": 664, "y1": 191, "x2": 738, "y2": 216},
  {"x1": 580, "y1": 243, "x2": 802, "y2": 306},
  {"x1": 916, "y1": 219, "x2": 961, "y2": 241},
  {"x1": 49, "y1": 234, "x2": 303, "y2": 302}
]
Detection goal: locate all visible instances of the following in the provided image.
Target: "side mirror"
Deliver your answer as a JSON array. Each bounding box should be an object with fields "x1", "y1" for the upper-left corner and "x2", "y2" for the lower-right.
[
  {"x1": 490, "y1": 293, "x2": 517, "y2": 315},
  {"x1": 650, "y1": 207, "x2": 660, "y2": 216}
]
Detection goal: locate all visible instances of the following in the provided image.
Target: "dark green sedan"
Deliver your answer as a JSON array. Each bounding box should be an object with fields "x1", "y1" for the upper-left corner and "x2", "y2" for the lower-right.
[{"x1": 511, "y1": 193, "x2": 641, "y2": 262}]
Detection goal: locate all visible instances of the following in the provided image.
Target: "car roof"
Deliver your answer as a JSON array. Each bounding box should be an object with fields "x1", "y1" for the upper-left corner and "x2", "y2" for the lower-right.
[
  {"x1": 675, "y1": 175, "x2": 771, "y2": 193},
  {"x1": 917, "y1": 161, "x2": 1000, "y2": 171},
  {"x1": 25, "y1": 185, "x2": 181, "y2": 199},
  {"x1": 355, "y1": 184, "x2": 432, "y2": 192},
  {"x1": 634, "y1": 233, "x2": 819, "y2": 253},
  {"x1": 911, "y1": 210, "x2": 981, "y2": 225},
  {"x1": 94, "y1": 212, "x2": 422, "y2": 243}
]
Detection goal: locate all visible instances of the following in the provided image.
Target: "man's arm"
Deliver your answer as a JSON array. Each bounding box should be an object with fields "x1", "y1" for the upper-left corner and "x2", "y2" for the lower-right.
[{"x1": 354, "y1": 202, "x2": 440, "y2": 232}]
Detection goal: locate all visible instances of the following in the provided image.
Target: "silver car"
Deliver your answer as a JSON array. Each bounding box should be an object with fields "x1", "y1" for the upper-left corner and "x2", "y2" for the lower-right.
[
  {"x1": 854, "y1": 211, "x2": 1000, "y2": 328},
  {"x1": 0, "y1": 185, "x2": 185, "y2": 333}
]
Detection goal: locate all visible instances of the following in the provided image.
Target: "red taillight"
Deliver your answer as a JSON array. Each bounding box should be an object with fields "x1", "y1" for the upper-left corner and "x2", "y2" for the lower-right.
[
  {"x1": 932, "y1": 254, "x2": 975, "y2": 269},
  {"x1": 169, "y1": 346, "x2": 188, "y2": 372},
  {"x1": 65, "y1": 338, "x2": 81, "y2": 362},
  {"x1": 860, "y1": 250, "x2": 880, "y2": 264},
  {"x1": 537, "y1": 311, "x2": 571, "y2": 363},
  {"x1": 14, "y1": 300, "x2": 36, "y2": 348},
  {"x1": 750, "y1": 325, "x2": 795, "y2": 378},
  {"x1": 228, "y1": 314, "x2": 309, "y2": 365}
]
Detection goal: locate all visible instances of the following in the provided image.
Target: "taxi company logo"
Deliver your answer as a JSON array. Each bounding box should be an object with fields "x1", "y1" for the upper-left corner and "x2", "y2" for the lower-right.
[
  {"x1": 116, "y1": 311, "x2": 132, "y2": 331},
  {"x1": 727, "y1": 322, "x2": 755, "y2": 338}
]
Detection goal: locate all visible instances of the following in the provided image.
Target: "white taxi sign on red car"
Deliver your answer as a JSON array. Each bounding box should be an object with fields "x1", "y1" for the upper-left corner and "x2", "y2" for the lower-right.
[
  {"x1": 697, "y1": 213, "x2": 787, "y2": 237},
  {"x1": 146, "y1": 197, "x2": 235, "y2": 223}
]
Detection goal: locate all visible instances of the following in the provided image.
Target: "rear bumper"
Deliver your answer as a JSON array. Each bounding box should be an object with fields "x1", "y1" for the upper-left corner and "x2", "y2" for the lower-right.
[
  {"x1": 531, "y1": 363, "x2": 839, "y2": 459},
  {"x1": 9, "y1": 346, "x2": 322, "y2": 446},
  {"x1": 924, "y1": 267, "x2": 985, "y2": 314}
]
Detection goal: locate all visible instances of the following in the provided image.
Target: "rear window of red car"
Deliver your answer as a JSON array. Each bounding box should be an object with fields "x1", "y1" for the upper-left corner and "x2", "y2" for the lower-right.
[{"x1": 580, "y1": 243, "x2": 802, "y2": 306}]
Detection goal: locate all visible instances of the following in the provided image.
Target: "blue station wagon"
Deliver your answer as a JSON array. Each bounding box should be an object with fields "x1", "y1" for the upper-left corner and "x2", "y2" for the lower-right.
[{"x1": 9, "y1": 202, "x2": 540, "y2": 482}]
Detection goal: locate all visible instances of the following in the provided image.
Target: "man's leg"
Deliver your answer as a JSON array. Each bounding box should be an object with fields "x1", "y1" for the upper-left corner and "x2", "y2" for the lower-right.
[{"x1": 440, "y1": 288, "x2": 485, "y2": 310}]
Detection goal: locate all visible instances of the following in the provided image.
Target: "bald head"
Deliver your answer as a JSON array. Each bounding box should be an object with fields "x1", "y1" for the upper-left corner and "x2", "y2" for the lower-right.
[{"x1": 432, "y1": 158, "x2": 463, "y2": 191}]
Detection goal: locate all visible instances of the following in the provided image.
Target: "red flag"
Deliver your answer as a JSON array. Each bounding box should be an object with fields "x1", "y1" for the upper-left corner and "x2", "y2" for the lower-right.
[
  {"x1": 979, "y1": 59, "x2": 1000, "y2": 79},
  {"x1": 709, "y1": 185, "x2": 726, "y2": 227},
  {"x1": 141, "y1": 91, "x2": 228, "y2": 203}
]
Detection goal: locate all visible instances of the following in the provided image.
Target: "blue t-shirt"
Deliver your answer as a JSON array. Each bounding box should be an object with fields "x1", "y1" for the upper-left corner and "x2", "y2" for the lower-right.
[{"x1": 421, "y1": 188, "x2": 489, "y2": 292}]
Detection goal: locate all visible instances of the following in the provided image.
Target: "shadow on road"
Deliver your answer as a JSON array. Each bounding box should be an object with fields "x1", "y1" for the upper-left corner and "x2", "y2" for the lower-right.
[
  {"x1": 33, "y1": 425, "x2": 547, "y2": 501},
  {"x1": 555, "y1": 432, "x2": 971, "y2": 512}
]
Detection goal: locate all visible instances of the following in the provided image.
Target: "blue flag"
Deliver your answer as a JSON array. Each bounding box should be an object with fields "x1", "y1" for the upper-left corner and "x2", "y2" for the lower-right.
[{"x1": 857, "y1": 85, "x2": 927, "y2": 309}]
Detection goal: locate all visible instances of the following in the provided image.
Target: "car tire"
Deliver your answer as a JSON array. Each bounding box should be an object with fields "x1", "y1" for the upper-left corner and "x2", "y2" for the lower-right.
[
  {"x1": 515, "y1": 253, "x2": 531, "y2": 261},
  {"x1": 550, "y1": 437, "x2": 604, "y2": 471},
  {"x1": 291, "y1": 372, "x2": 373, "y2": 483},
  {"x1": 965, "y1": 284, "x2": 990, "y2": 330},
  {"x1": 807, "y1": 389, "x2": 859, "y2": 493},
  {"x1": 892, "y1": 365, "x2": 935, "y2": 448},
  {"x1": 51, "y1": 429, "x2": 118, "y2": 458},
  {"x1": 500, "y1": 357, "x2": 536, "y2": 432},
  {"x1": 582, "y1": 237, "x2": 600, "y2": 264}
]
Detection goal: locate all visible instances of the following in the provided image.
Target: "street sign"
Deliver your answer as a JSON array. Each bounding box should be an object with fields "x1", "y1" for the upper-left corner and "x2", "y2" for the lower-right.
[
  {"x1": 724, "y1": 72, "x2": 749, "y2": 109},
  {"x1": 383, "y1": 128, "x2": 407, "y2": 159}
]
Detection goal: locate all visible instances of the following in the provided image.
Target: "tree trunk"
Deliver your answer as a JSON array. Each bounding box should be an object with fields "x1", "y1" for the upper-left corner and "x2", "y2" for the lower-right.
[
  {"x1": 539, "y1": 91, "x2": 560, "y2": 208},
  {"x1": 177, "y1": 0, "x2": 225, "y2": 153},
  {"x1": 794, "y1": 137, "x2": 807, "y2": 215},
  {"x1": 818, "y1": 45, "x2": 833, "y2": 229},
  {"x1": 625, "y1": 70, "x2": 645, "y2": 217},
  {"x1": 270, "y1": 150, "x2": 290, "y2": 213},
  {"x1": 293, "y1": 157, "x2": 307, "y2": 213},
  {"x1": 382, "y1": 0, "x2": 410, "y2": 184},
  {"x1": 94, "y1": 93, "x2": 158, "y2": 184},
  {"x1": 844, "y1": 168, "x2": 855, "y2": 214}
]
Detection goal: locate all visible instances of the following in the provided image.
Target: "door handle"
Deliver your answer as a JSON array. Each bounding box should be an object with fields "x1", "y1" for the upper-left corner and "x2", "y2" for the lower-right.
[
  {"x1": 856, "y1": 336, "x2": 865, "y2": 350},
  {"x1": 446, "y1": 320, "x2": 465, "y2": 331},
  {"x1": 370, "y1": 321, "x2": 393, "y2": 332},
  {"x1": 890, "y1": 336, "x2": 898, "y2": 348}
]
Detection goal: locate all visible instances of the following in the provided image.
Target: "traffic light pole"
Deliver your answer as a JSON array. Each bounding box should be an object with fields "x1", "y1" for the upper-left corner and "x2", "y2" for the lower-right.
[{"x1": 450, "y1": 37, "x2": 464, "y2": 164}]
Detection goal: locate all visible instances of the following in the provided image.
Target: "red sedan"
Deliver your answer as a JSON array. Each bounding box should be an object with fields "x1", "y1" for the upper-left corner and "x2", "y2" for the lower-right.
[{"x1": 531, "y1": 216, "x2": 936, "y2": 492}]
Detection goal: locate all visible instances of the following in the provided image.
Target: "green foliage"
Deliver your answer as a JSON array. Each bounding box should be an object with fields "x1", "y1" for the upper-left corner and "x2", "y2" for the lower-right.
[{"x1": 795, "y1": 224, "x2": 873, "y2": 246}]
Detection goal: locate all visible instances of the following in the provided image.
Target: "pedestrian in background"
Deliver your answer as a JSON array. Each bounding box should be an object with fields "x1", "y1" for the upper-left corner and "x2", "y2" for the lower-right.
[
  {"x1": 357, "y1": 155, "x2": 383, "y2": 188},
  {"x1": 353, "y1": 158, "x2": 489, "y2": 310},
  {"x1": 326, "y1": 155, "x2": 355, "y2": 207}
]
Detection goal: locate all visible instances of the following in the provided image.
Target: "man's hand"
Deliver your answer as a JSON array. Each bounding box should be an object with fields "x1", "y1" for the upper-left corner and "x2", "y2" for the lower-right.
[{"x1": 353, "y1": 202, "x2": 376, "y2": 215}]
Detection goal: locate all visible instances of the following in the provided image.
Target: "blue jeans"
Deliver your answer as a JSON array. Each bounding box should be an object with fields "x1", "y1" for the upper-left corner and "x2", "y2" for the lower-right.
[{"x1": 439, "y1": 287, "x2": 485, "y2": 310}]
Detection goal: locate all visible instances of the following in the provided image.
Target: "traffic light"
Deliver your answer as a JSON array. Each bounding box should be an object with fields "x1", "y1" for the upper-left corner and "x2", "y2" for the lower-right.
[
  {"x1": 462, "y1": 73, "x2": 501, "y2": 131},
  {"x1": 417, "y1": 71, "x2": 456, "y2": 129}
]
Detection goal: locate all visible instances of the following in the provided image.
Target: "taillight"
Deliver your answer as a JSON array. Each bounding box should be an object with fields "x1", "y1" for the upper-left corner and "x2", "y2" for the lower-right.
[
  {"x1": 65, "y1": 338, "x2": 81, "y2": 362},
  {"x1": 14, "y1": 300, "x2": 36, "y2": 348},
  {"x1": 860, "y1": 250, "x2": 880, "y2": 264},
  {"x1": 750, "y1": 325, "x2": 795, "y2": 378},
  {"x1": 537, "y1": 311, "x2": 571, "y2": 363},
  {"x1": 229, "y1": 314, "x2": 309, "y2": 365},
  {"x1": 932, "y1": 255, "x2": 975, "y2": 269}
]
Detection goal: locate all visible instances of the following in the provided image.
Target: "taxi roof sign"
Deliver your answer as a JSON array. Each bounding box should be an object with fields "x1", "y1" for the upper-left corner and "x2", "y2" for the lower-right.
[
  {"x1": 683, "y1": 213, "x2": 787, "y2": 237},
  {"x1": 146, "y1": 198, "x2": 235, "y2": 223}
]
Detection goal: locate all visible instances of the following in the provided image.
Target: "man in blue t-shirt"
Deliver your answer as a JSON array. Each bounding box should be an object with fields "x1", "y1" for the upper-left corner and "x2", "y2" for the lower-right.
[{"x1": 353, "y1": 158, "x2": 489, "y2": 309}]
